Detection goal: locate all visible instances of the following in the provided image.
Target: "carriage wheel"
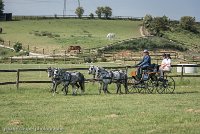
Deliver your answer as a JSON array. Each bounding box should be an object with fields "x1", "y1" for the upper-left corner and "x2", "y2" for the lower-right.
[
  {"x1": 156, "y1": 80, "x2": 166, "y2": 94},
  {"x1": 147, "y1": 80, "x2": 157, "y2": 94},
  {"x1": 127, "y1": 79, "x2": 138, "y2": 94},
  {"x1": 137, "y1": 81, "x2": 148, "y2": 94},
  {"x1": 165, "y1": 76, "x2": 175, "y2": 93}
]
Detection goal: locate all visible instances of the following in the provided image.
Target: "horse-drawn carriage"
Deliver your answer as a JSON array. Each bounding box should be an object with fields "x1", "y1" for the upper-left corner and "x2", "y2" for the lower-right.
[
  {"x1": 128, "y1": 65, "x2": 175, "y2": 94},
  {"x1": 47, "y1": 65, "x2": 175, "y2": 96}
]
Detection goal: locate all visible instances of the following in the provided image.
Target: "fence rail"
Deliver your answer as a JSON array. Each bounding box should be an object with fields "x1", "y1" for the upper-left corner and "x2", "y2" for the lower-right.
[{"x1": 0, "y1": 65, "x2": 199, "y2": 89}]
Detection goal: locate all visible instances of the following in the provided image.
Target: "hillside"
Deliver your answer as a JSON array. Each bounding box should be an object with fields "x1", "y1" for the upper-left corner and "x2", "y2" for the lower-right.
[
  {"x1": 0, "y1": 19, "x2": 141, "y2": 53},
  {"x1": 163, "y1": 30, "x2": 200, "y2": 54},
  {"x1": 100, "y1": 37, "x2": 188, "y2": 52},
  {"x1": 1, "y1": 19, "x2": 200, "y2": 56}
]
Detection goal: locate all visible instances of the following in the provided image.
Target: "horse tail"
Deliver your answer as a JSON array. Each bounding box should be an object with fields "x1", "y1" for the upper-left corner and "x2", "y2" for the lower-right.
[{"x1": 79, "y1": 73, "x2": 85, "y2": 92}]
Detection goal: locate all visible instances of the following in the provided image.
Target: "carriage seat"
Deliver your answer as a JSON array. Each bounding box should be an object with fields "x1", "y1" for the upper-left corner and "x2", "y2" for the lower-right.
[{"x1": 145, "y1": 63, "x2": 159, "y2": 73}]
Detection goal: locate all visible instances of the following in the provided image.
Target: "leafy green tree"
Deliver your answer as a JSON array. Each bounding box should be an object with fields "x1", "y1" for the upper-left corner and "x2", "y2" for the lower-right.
[
  {"x1": 0, "y1": 0, "x2": 4, "y2": 14},
  {"x1": 75, "y1": 7, "x2": 84, "y2": 18},
  {"x1": 95, "y1": 7, "x2": 103, "y2": 19},
  {"x1": 152, "y1": 16, "x2": 170, "y2": 31},
  {"x1": 143, "y1": 14, "x2": 153, "y2": 28},
  {"x1": 102, "y1": 6, "x2": 112, "y2": 19},
  {"x1": 180, "y1": 16, "x2": 196, "y2": 32},
  {"x1": 143, "y1": 15, "x2": 170, "y2": 35}
]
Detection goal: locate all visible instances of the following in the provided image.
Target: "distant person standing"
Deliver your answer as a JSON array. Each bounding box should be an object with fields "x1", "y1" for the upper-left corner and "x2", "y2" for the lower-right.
[
  {"x1": 159, "y1": 54, "x2": 171, "y2": 78},
  {"x1": 136, "y1": 49, "x2": 151, "y2": 75}
]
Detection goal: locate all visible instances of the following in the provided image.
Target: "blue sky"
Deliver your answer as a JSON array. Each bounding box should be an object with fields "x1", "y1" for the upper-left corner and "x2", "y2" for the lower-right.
[{"x1": 3, "y1": 0, "x2": 200, "y2": 21}]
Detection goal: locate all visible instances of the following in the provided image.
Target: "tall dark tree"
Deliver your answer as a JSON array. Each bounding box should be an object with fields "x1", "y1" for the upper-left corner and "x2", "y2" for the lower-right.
[
  {"x1": 0, "y1": 0, "x2": 4, "y2": 14},
  {"x1": 102, "y1": 6, "x2": 112, "y2": 19},
  {"x1": 180, "y1": 16, "x2": 196, "y2": 32},
  {"x1": 75, "y1": 7, "x2": 84, "y2": 19},
  {"x1": 95, "y1": 7, "x2": 103, "y2": 19}
]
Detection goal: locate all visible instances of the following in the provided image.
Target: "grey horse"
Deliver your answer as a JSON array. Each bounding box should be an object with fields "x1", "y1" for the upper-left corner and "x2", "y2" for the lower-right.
[
  {"x1": 53, "y1": 68, "x2": 85, "y2": 96},
  {"x1": 110, "y1": 70, "x2": 128, "y2": 94},
  {"x1": 88, "y1": 65, "x2": 128, "y2": 94},
  {"x1": 47, "y1": 67, "x2": 62, "y2": 96}
]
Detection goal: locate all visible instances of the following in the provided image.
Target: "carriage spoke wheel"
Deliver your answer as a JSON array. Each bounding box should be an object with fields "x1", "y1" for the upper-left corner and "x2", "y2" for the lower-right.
[
  {"x1": 147, "y1": 80, "x2": 157, "y2": 94},
  {"x1": 165, "y1": 76, "x2": 175, "y2": 94},
  {"x1": 127, "y1": 79, "x2": 138, "y2": 94},
  {"x1": 156, "y1": 80, "x2": 166, "y2": 94},
  {"x1": 137, "y1": 81, "x2": 148, "y2": 94}
]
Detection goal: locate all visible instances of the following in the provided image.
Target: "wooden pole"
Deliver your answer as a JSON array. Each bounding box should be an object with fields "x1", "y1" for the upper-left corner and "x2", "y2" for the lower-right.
[
  {"x1": 53, "y1": 50, "x2": 55, "y2": 63},
  {"x1": 21, "y1": 56, "x2": 23, "y2": 64},
  {"x1": 125, "y1": 66, "x2": 128, "y2": 75},
  {"x1": 64, "y1": 50, "x2": 66, "y2": 64},
  {"x1": 27, "y1": 45, "x2": 29, "y2": 51},
  {"x1": 16, "y1": 69, "x2": 20, "y2": 89},
  {"x1": 44, "y1": 56, "x2": 46, "y2": 64},
  {"x1": 36, "y1": 56, "x2": 38, "y2": 64},
  {"x1": 181, "y1": 65, "x2": 184, "y2": 80},
  {"x1": 10, "y1": 57, "x2": 12, "y2": 64},
  {"x1": 43, "y1": 48, "x2": 45, "y2": 55},
  {"x1": 8, "y1": 41, "x2": 10, "y2": 47},
  {"x1": 34, "y1": 46, "x2": 36, "y2": 53}
]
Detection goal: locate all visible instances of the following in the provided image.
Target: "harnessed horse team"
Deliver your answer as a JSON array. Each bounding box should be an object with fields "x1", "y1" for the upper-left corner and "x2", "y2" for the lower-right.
[
  {"x1": 47, "y1": 67, "x2": 85, "y2": 96},
  {"x1": 47, "y1": 65, "x2": 128, "y2": 96}
]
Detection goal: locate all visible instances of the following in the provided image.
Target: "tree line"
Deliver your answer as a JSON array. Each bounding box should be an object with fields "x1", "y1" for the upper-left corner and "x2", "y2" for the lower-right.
[
  {"x1": 143, "y1": 14, "x2": 198, "y2": 36},
  {"x1": 75, "y1": 6, "x2": 112, "y2": 19}
]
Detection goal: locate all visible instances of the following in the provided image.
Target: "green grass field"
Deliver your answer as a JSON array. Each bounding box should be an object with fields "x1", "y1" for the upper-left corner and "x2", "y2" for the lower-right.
[
  {"x1": 0, "y1": 19, "x2": 141, "y2": 52},
  {"x1": 1, "y1": 19, "x2": 200, "y2": 133},
  {"x1": 0, "y1": 64, "x2": 200, "y2": 134}
]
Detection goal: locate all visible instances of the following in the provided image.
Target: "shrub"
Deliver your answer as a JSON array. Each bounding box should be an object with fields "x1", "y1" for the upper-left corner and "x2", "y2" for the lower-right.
[
  {"x1": 0, "y1": 37, "x2": 4, "y2": 42},
  {"x1": 100, "y1": 57, "x2": 107, "y2": 62},
  {"x1": 84, "y1": 57, "x2": 92, "y2": 63},
  {"x1": 92, "y1": 57, "x2": 97, "y2": 63},
  {"x1": 13, "y1": 42, "x2": 22, "y2": 52}
]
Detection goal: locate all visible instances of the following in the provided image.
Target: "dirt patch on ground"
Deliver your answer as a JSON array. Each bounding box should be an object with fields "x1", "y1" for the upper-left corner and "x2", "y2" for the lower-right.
[
  {"x1": 9, "y1": 120, "x2": 23, "y2": 125},
  {"x1": 105, "y1": 114, "x2": 119, "y2": 118},
  {"x1": 185, "y1": 109, "x2": 200, "y2": 113}
]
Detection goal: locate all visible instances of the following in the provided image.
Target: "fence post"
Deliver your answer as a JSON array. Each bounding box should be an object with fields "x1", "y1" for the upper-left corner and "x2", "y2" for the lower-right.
[
  {"x1": 8, "y1": 41, "x2": 10, "y2": 47},
  {"x1": 64, "y1": 50, "x2": 66, "y2": 64},
  {"x1": 10, "y1": 57, "x2": 12, "y2": 64},
  {"x1": 181, "y1": 65, "x2": 184, "y2": 80},
  {"x1": 43, "y1": 48, "x2": 45, "y2": 55},
  {"x1": 125, "y1": 66, "x2": 128, "y2": 75},
  {"x1": 36, "y1": 56, "x2": 38, "y2": 64},
  {"x1": 53, "y1": 50, "x2": 55, "y2": 63},
  {"x1": 21, "y1": 56, "x2": 23, "y2": 64},
  {"x1": 16, "y1": 69, "x2": 20, "y2": 89},
  {"x1": 34, "y1": 46, "x2": 36, "y2": 53},
  {"x1": 43, "y1": 56, "x2": 45, "y2": 64},
  {"x1": 27, "y1": 45, "x2": 29, "y2": 51}
]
